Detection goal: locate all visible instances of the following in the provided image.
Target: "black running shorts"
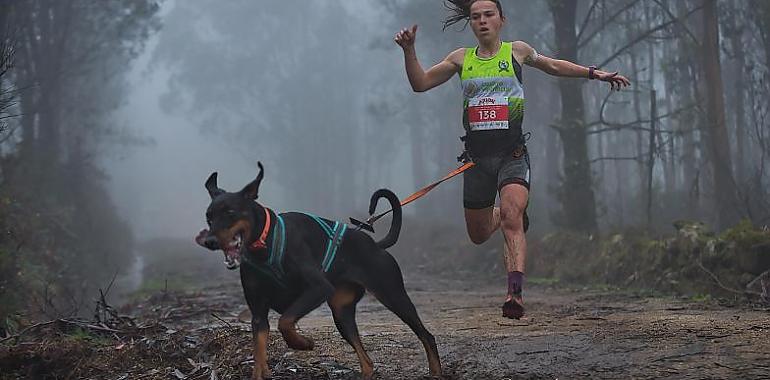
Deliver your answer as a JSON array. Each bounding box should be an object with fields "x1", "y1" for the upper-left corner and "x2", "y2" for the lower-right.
[{"x1": 463, "y1": 148, "x2": 531, "y2": 210}]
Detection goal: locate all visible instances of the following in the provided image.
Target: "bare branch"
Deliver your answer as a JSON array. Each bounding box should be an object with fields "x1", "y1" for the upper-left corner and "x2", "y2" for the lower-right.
[
  {"x1": 576, "y1": 0, "x2": 601, "y2": 44},
  {"x1": 587, "y1": 103, "x2": 699, "y2": 135},
  {"x1": 578, "y1": 0, "x2": 643, "y2": 48},
  {"x1": 0, "y1": 124, "x2": 19, "y2": 144},
  {"x1": 597, "y1": 5, "x2": 703, "y2": 69},
  {"x1": 651, "y1": 0, "x2": 700, "y2": 45},
  {"x1": 587, "y1": 124, "x2": 698, "y2": 136},
  {"x1": 589, "y1": 155, "x2": 645, "y2": 164}
]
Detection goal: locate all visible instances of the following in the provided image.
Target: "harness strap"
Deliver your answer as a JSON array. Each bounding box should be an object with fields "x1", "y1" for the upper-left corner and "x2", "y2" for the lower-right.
[
  {"x1": 296, "y1": 212, "x2": 347, "y2": 272},
  {"x1": 322, "y1": 222, "x2": 347, "y2": 272},
  {"x1": 268, "y1": 214, "x2": 286, "y2": 270},
  {"x1": 241, "y1": 208, "x2": 288, "y2": 288},
  {"x1": 298, "y1": 212, "x2": 334, "y2": 238},
  {"x1": 244, "y1": 210, "x2": 347, "y2": 279}
]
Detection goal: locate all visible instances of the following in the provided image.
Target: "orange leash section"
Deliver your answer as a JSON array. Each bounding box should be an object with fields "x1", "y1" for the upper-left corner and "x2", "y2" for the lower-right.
[
  {"x1": 365, "y1": 161, "x2": 476, "y2": 226},
  {"x1": 399, "y1": 161, "x2": 475, "y2": 207}
]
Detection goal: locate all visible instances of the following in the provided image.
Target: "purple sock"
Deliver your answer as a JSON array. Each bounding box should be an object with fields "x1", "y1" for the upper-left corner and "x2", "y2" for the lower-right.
[{"x1": 507, "y1": 271, "x2": 524, "y2": 295}]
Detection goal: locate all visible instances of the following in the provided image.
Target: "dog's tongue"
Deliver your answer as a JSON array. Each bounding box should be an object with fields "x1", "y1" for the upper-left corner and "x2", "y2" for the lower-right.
[{"x1": 195, "y1": 229, "x2": 209, "y2": 246}]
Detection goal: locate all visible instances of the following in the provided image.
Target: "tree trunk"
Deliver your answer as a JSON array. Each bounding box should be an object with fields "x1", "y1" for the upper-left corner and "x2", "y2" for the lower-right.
[
  {"x1": 548, "y1": 0, "x2": 598, "y2": 232},
  {"x1": 626, "y1": 32, "x2": 648, "y2": 216},
  {"x1": 702, "y1": 0, "x2": 737, "y2": 230},
  {"x1": 725, "y1": 3, "x2": 747, "y2": 186},
  {"x1": 661, "y1": 32, "x2": 677, "y2": 195},
  {"x1": 672, "y1": 0, "x2": 700, "y2": 214}
]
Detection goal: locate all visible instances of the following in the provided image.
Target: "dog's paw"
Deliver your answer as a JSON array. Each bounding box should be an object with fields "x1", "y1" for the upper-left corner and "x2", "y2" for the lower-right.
[
  {"x1": 251, "y1": 365, "x2": 271, "y2": 380},
  {"x1": 362, "y1": 371, "x2": 374, "y2": 380},
  {"x1": 284, "y1": 333, "x2": 314, "y2": 351}
]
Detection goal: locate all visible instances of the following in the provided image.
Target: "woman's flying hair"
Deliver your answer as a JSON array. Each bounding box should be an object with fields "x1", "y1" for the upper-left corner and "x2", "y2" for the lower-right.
[{"x1": 443, "y1": 0, "x2": 504, "y2": 31}]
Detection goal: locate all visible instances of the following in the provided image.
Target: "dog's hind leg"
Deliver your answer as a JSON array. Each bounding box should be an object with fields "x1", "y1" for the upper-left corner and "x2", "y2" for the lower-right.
[
  {"x1": 278, "y1": 269, "x2": 335, "y2": 351},
  {"x1": 366, "y1": 255, "x2": 442, "y2": 377},
  {"x1": 328, "y1": 282, "x2": 374, "y2": 379}
]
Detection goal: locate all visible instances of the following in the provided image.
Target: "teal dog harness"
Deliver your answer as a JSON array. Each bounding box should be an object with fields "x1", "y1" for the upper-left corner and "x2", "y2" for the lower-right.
[
  {"x1": 297, "y1": 212, "x2": 348, "y2": 272},
  {"x1": 243, "y1": 210, "x2": 348, "y2": 287}
]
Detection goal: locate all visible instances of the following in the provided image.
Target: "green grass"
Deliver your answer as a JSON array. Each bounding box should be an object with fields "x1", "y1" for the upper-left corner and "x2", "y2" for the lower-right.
[
  {"x1": 65, "y1": 327, "x2": 111, "y2": 345},
  {"x1": 528, "y1": 277, "x2": 560, "y2": 286},
  {"x1": 690, "y1": 293, "x2": 713, "y2": 303}
]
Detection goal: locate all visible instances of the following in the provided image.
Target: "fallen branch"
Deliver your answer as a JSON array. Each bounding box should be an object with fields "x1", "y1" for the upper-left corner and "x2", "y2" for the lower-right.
[
  {"x1": 745, "y1": 269, "x2": 770, "y2": 303},
  {"x1": 576, "y1": 316, "x2": 607, "y2": 321},
  {"x1": 516, "y1": 349, "x2": 550, "y2": 355},
  {"x1": 211, "y1": 313, "x2": 233, "y2": 329},
  {"x1": 0, "y1": 317, "x2": 164, "y2": 346},
  {"x1": 652, "y1": 350, "x2": 703, "y2": 362},
  {"x1": 0, "y1": 320, "x2": 58, "y2": 345},
  {"x1": 440, "y1": 305, "x2": 490, "y2": 312},
  {"x1": 497, "y1": 322, "x2": 528, "y2": 327},
  {"x1": 696, "y1": 261, "x2": 763, "y2": 298},
  {"x1": 713, "y1": 362, "x2": 737, "y2": 370}
]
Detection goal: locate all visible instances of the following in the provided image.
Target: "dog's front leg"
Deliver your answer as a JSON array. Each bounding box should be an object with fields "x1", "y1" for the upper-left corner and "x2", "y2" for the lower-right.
[
  {"x1": 251, "y1": 313, "x2": 270, "y2": 380},
  {"x1": 278, "y1": 268, "x2": 335, "y2": 351},
  {"x1": 241, "y1": 270, "x2": 271, "y2": 379}
]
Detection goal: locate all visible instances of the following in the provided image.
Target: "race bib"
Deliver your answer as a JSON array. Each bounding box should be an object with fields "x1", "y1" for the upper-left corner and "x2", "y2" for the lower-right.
[{"x1": 468, "y1": 96, "x2": 509, "y2": 131}]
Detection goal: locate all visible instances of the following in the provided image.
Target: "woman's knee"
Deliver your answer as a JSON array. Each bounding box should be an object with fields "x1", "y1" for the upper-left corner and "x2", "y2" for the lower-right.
[
  {"x1": 464, "y1": 207, "x2": 496, "y2": 244},
  {"x1": 467, "y1": 228, "x2": 489, "y2": 245},
  {"x1": 499, "y1": 207, "x2": 523, "y2": 232}
]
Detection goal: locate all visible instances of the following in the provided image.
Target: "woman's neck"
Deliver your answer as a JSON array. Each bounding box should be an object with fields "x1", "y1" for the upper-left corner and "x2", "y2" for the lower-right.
[{"x1": 476, "y1": 38, "x2": 502, "y2": 58}]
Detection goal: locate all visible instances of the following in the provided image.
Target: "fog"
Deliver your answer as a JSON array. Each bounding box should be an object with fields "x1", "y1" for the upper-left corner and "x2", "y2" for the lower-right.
[
  {"x1": 2, "y1": 0, "x2": 768, "y2": 315},
  {"x1": 108, "y1": 0, "x2": 479, "y2": 240}
]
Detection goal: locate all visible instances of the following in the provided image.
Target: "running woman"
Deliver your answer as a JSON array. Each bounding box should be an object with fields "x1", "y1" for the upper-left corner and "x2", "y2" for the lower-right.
[{"x1": 394, "y1": 0, "x2": 630, "y2": 319}]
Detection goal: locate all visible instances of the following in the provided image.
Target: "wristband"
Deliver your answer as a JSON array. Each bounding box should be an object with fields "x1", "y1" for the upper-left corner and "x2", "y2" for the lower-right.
[{"x1": 588, "y1": 65, "x2": 597, "y2": 80}]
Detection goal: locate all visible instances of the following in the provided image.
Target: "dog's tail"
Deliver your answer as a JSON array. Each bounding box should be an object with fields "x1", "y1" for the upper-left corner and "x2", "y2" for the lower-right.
[{"x1": 369, "y1": 189, "x2": 402, "y2": 249}]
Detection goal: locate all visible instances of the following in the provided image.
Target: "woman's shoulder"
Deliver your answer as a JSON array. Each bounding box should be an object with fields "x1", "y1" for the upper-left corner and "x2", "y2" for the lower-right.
[
  {"x1": 509, "y1": 40, "x2": 533, "y2": 51},
  {"x1": 446, "y1": 47, "x2": 467, "y2": 64}
]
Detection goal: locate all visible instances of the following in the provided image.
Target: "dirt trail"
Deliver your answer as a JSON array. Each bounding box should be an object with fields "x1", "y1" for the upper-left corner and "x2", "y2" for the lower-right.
[{"x1": 162, "y1": 273, "x2": 769, "y2": 380}]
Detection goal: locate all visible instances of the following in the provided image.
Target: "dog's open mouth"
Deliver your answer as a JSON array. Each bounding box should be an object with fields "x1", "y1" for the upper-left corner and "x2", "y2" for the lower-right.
[
  {"x1": 196, "y1": 222, "x2": 249, "y2": 270},
  {"x1": 223, "y1": 232, "x2": 243, "y2": 270}
]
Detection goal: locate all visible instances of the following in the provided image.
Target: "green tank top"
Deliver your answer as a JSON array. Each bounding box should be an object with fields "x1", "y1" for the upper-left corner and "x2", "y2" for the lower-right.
[{"x1": 460, "y1": 41, "x2": 525, "y2": 156}]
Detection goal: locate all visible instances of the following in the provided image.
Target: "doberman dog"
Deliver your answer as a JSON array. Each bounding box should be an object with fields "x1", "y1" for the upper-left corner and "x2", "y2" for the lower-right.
[{"x1": 195, "y1": 163, "x2": 442, "y2": 380}]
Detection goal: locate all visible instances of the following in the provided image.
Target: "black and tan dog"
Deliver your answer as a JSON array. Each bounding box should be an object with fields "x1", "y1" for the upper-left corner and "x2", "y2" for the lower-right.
[{"x1": 195, "y1": 163, "x2": 441, "y2": 380}]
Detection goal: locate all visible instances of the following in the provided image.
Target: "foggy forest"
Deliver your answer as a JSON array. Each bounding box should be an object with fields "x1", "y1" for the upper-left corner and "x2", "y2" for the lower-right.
[{"x1": 1, "y1": 0, "x2": 769, "y2": 379}]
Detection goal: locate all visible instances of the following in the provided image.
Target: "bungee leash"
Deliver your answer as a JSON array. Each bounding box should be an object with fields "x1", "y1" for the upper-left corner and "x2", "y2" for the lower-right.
[{"x1": 350, "y1": 161, "x2": 475, "y2": 232}]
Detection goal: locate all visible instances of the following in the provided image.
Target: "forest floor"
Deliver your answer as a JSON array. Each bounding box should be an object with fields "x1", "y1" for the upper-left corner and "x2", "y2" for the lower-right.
[{"x1": 3, "y1": 267, "x2": 768, "y2": 379}]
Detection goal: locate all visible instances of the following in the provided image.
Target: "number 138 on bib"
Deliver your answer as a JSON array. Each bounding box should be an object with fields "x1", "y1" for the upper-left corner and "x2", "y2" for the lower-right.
[{"x1": 468, "y1": 96, "x2": 509, "y2": 131}]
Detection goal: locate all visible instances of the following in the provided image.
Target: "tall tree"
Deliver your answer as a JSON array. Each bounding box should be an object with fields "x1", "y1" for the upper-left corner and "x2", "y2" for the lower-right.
[
  {"x1": 1, "y1": 0, "x2": 159, "y2": 314},
  {"x1": 701, "y1": 0, "x2": 737, "y2": 230},
  {"x1": 722, "y1": 2, "x2": 748, "y2": 185},
  {"x1": 548, "y1": 0, "x2": 598, "y2": 232}
]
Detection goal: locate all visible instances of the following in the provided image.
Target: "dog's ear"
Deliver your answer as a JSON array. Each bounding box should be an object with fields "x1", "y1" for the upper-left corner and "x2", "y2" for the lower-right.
[
  {"x1": 240, "y1": 162, "x2": 264, "y2": 200},
  {"x1": 205, "y1": 172, "x2": 225, "y2": 199}
]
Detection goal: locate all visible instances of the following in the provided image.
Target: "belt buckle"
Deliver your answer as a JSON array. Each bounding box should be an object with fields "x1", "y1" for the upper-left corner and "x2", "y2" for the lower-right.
[{"x1": 457, "y1": 150, "x2": 472, "y2": 163}]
